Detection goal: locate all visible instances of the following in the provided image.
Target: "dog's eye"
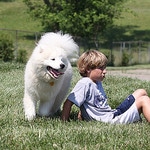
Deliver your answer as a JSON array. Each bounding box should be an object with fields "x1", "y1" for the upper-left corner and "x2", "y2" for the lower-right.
[{"x1": 51, "y1": 58, "x2": 55, "y2": 61}]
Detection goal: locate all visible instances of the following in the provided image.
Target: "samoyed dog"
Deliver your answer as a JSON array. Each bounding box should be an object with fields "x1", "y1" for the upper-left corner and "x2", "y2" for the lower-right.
[{"x1": 23, "y1": 32, "x2": 79, "y2": 121}]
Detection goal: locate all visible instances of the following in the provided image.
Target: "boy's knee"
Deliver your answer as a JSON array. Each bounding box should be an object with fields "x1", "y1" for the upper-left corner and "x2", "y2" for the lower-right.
[
  {"x1": 136, "y1": 95, "x2": 149, "y2": 106},
  {"x1": 134, "y1": 89, "x2": 147, "y2": 96}
]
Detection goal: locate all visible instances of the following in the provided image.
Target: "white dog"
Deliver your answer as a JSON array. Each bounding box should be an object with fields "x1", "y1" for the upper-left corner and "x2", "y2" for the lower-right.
[{"x1": 23, "y1": 32, "x2": 79, "y2": 121}]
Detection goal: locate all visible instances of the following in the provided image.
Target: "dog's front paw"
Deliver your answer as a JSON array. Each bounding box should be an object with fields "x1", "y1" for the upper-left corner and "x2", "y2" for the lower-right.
[{"x1": 25, "y1": 113, "x2": 36, "y2": 121}]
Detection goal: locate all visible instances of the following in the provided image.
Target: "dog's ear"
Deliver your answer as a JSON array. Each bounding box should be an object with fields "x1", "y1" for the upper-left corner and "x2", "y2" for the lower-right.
[
  {"x1": 39, "y1": 48, "x2": 44, "y2": 53},
  {"x1": 37, "y1": 44, "x2": 44, "y2": 53}
]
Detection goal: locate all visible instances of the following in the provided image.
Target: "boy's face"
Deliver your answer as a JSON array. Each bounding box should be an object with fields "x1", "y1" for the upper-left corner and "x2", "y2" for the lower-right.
[{"x1": 88, "y1": 67, "x2": 107, "y2": 82}]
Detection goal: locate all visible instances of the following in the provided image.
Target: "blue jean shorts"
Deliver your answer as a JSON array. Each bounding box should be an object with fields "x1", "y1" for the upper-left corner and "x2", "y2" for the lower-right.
[{"x1": 113, "y1": 95, "x2": 135, "y2": 118}]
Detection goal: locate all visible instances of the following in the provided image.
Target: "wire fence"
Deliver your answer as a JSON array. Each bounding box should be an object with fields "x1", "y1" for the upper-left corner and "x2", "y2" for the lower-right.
[
  {"x1": 0, "y1": 28, "x2": 42, "y2": 58},
  {"x1": 0, "y1": 28, "x2": 150, "y2": 66},
  {"x1": 112, "y1": 41, "x2": 150, "y2": 66}
]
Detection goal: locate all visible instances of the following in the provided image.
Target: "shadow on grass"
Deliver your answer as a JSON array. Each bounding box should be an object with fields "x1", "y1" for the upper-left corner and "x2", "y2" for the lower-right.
[
  {"x1": 103, "y1": 25, "x2": 150, "y2": 44},
  {"x1": 23, "y1": 33, "x2": 42, "y2": 41},
  {"x1": 19, "y1": 25, "x2": 150, "y2": 49},
  {"x1": 35, "y1": 111, "x2": 79, "y2": 121}
]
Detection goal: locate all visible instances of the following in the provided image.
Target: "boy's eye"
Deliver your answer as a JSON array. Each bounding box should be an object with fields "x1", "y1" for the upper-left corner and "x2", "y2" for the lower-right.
[{"x1": 98, "y1": 66, "x2": 106, "y2": 70}]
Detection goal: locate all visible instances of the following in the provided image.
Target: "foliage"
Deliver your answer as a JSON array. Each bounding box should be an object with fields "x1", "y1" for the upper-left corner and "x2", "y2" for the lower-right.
[
  {"x1": 121, "y1": 51, "x2": 130, "y2": 66},
  {"x1": 16, "y1": 49, "x2": 27, "y2": 63},
  {"x1": 0, "y1": 0, "x2": 149, "y2": 65},
  {"x1": 23, "y1": 0, "x2": 128, "y2": 40},
  {"x1": 101, "y1": 49, "x2": 114, "y2": 66},
  {"x1": 1, "y1": 63, "x2": 150, "y2": 149},
  {"x1": 0, "y1": 33, "x2": 14, "y2": 62}
]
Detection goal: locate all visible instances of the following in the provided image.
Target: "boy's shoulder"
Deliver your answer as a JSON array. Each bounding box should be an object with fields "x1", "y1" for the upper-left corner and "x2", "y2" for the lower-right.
[
  {"x1": 78, "y1": 77, "x2": 100, "y2": 87},
  {"x1": 79, "y1": 77, "x2": 102, "y2": 86},
  {"x1": 78, "y1": 77, "x2": 92, "y2": 84}
]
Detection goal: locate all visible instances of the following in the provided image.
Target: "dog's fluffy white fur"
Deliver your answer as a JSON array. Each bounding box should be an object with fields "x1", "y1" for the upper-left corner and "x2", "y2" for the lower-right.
[{"x1": 23, "y1": 32, "x2": 79, "y2": 121}]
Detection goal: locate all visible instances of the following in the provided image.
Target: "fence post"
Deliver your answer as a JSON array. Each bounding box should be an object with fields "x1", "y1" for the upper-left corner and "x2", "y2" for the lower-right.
[
  {"x1": 138, "y1": 41, "x2": 141, "y2": 63},
  {"x1": 15, "y1": 30, "x2": 18, "y2": 60},
  {"x1": 148, "y1": 42, "x2": 150, "y2": 63}
]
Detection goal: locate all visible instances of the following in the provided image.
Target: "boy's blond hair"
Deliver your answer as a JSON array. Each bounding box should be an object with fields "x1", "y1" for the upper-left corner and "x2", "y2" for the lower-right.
[{"x1": 77, "y1": 50, "x2": 108, "y2": 77}]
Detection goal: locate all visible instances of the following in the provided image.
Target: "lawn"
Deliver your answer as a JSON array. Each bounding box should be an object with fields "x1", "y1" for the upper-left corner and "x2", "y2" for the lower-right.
[
  {"x1": 0, "y1": 0, "x2": 150, "y2": 63},
  {"x1": 0, "y1": 0, "x2": 42, "y2": 32},
  {"x1": 0, "y1": 1, "x2": 150, "y2": 149},
  {"x1": 0, "y1": 0, "x2": 150, "y2": 50},
  {"x1": 0, "y1": 62, "x2": 150, "y2": 150},
  {"x1": 109, "y1": 0, "x2": 150, "y2": 42}
]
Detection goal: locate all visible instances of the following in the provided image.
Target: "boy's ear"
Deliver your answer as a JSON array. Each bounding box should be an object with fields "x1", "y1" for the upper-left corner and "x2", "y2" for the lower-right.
[{"x1": 86, "y1": 69, "x2": 91, "y2": 74}]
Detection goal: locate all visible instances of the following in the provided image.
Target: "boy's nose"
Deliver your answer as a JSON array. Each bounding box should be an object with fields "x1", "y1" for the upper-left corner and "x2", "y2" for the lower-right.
[{"x1": 103, "y1": 69, "x2": 107, "y2": 73}]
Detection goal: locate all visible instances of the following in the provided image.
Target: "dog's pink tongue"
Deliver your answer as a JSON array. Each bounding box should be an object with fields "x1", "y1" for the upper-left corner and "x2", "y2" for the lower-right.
[{"x1": 53, "y1": 70, "x2": 64, "y2": 76}]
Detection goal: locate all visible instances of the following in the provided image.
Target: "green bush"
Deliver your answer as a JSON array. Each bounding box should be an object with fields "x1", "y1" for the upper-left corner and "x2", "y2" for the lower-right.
[
  {"x1": 101, "y1": 49, "x2": 114, "y2": 66},
  {"x1": 16, "y1": 49, "x2": 27, "y2": 63},
  {"x1": 0, "y1": 34, "x2": 14, "y2": 62},
  {"x1": 121, "y1": 51, "x2": 130, "y2": 66}
]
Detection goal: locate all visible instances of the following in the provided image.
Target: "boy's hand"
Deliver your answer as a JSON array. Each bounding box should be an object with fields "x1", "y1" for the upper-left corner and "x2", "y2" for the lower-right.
[
  {"x1": 61, "y1": 99, "x2": 73, "y2": 121},
  {"x1": 77, "y1": 111, "x2": 83, "y2": 120}
]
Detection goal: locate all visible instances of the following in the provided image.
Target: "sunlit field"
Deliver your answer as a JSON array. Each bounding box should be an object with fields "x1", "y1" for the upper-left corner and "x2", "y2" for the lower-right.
[
  {"x1": 0, "y1": 62, "x2": 150, "y2": 149},
  {"x1": 0, "y1": 0, "x2": 150, "y2": 149}
]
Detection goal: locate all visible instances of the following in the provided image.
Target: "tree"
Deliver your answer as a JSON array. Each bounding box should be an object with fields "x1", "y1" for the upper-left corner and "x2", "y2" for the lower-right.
[{"x1": 24, "y1": 0, "x2": 128, "y2": 40}]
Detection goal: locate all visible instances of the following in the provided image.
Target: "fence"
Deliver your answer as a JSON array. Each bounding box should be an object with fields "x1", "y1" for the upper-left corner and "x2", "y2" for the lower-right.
[
  {"x1": 112, "y1": 41, "x2": 150, "y2": 66},
  {"x1": 0, "y1": 28, "x2": 150, "y2": 66},
  {"x1": 0, "y1": 28, "x2": 42, "y2": 58}
]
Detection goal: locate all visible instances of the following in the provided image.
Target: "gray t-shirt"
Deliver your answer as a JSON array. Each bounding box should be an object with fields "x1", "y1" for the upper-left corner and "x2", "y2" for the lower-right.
[{"x1": 67, "y1": 77, "x2": 115, "y2": 122}]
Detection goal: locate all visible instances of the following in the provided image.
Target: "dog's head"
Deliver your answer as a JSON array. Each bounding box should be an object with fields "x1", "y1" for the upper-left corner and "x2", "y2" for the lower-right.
[
  {"x1": 32, "y1": 45, "x2": 70, "y2": 82},
  {"x1": 30, "y1": 32, "x2": 79, "y2": 82},
  {"x1": 44, "y1": 56, "x2": 67, "y2": 80}
]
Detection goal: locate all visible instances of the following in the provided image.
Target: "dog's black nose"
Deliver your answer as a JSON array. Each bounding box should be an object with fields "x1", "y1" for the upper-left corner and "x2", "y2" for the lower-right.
[{"x1": 60, "y1": 64, "x2": 65, "y2": 69}]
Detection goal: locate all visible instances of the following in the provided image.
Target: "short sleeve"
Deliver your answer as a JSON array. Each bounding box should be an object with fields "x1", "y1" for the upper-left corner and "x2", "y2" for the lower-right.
[{"x1": 67, "y1": 80, "x2": 90, "y2": 107}]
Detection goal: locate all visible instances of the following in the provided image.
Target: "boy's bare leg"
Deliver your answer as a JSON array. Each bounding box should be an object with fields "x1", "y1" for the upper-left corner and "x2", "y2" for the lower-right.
[
  {"x1": 135, "y1": 96, "x2": 150, "y2": 122},
  {"x1": 132, "y1": 89, "x2": 148, "y2": 99},
  {"x1": 132, "y1": 89, "x2": 150, "y2": 122}
]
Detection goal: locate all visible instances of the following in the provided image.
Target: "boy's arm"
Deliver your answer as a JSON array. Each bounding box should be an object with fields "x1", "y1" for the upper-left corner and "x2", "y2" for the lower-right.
[{"x1": 61, "y1": 99, "x2": 73, "y2": 121}]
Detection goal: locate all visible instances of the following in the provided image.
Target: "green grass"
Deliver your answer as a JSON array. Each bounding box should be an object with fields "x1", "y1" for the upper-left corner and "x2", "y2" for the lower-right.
[
  {"x1": 1, "y1": 62, "x2": 150, "y2": 149},
  {"x1": 0, "y1": 0, "x2": 149, "y2": 34},
  {"x1": 0, "y1": 0, "x2": 43, "y2": 57},
  {"x1": 0, "y1": 0, "x2": 150, "y2": 60},
  {"x1": 0, "y1": 0, "x2": 150, "y2": 40},
  {"x1": 0, "y1": 0, "x2": 42, "y2": 31},
  {"x1": 0, "y1": 1, "x2": 150, "y2": 149},
  {"x1": 116, "y1": 0, "x2": 150, "y2": 31},
  {"x1": 111, "y1": 0, "x2": 150, "y2": 41}
]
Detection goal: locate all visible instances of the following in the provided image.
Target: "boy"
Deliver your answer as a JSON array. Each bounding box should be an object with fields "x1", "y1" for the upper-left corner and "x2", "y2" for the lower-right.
[{"x1": 61, "y1": 50, "x2": 150, "y2": 124}]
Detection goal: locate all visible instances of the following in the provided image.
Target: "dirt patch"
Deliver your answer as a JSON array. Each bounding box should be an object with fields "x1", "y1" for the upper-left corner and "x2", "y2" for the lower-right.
[{"x1": 108, "y1": 69, "x2": 150, "y2": 81}]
